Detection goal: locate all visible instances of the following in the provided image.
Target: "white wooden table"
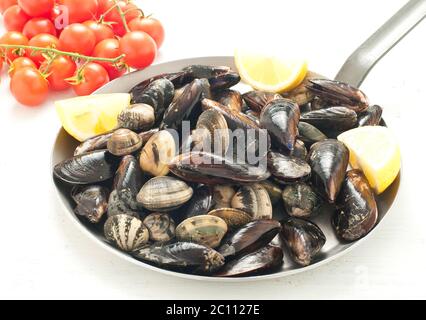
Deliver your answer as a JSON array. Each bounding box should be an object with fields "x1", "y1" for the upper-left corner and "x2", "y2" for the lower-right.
[{"x1": 0, "y1": 0, "x2": 425, "y2": 299}]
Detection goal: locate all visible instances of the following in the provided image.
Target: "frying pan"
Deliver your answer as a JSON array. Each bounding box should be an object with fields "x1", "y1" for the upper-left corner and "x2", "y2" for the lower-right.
[{"x1": 52, "y1": 0, "x2": 425, "y2": 281}]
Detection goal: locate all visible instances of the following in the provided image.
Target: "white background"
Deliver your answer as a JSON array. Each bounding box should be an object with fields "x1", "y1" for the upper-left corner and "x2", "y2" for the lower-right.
[{"x1": 0, "y1": 0, "x2": 425, "y2": 299}]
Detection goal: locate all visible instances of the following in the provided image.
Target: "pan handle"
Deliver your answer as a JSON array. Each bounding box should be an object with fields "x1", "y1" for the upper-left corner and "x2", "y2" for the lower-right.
[{"x1": 335, "y1": 0, "x2": 426, "y2": 87}]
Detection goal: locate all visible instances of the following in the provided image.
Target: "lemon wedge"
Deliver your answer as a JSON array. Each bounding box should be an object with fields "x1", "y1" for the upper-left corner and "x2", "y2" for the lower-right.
[
  {"x1": 234, "y1": 49, "x2": 308, "y2": 93},
  {"x1": 55, "y1": 93, "x2": 131, "y2": 142},
  {"x1": 337, "y1": 126, "x2": 401, "y2": 194}
]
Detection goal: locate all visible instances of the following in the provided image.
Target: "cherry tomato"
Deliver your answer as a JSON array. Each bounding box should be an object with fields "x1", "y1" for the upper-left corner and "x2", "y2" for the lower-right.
[
  {"x1": 72, "y1": 62, "x2": 110, "y2": 96},
  {"x1": 93, "y1": 38, "x2": 125, "y2": 80},
  {"x1": 104, "y1": 0, "x2": 142, "y2": 36},
  {"x1": 59, "y1": 23, "x2": 96, "y2": 56},
  {"x1": 58, "y1": 0, "x2": 99, "y2": 24},
  {"x1": 3, "y1": 5, "x2": 30, "y2": 32},
  {"x1": 97, "y1": 0, "x2": 113, "y2": 16},
  {"x1": 17, "y1": 0, "x2": 54, "y2": 17},
  {"x1": 41, "y1": 55, "x2": 77, "y2": 91},
  {"x1": 0, "y1": 31, "x2": 29, "y2": 61},
  {"x1": 8, "y1": 56, "x2": 36, "y2": 77},
  {"x1": 83, "y1": 20, "x2": 115, "y2": 44},
  {"x1": 23, "y1": 18, "x2": 57, "y2": 39},
  {"x1": 119, "y1": 31, "x2": 157, "y2": 69},
  {"x1": 10, "y1": 67, "x2": 49, "y2": 106},
  {"x1": 27, "y1": 33, "x2": 59, "y2": 65},
  {"x1": 128, "y1": 17, "x2": 165, "y2": 49},
  {"x1": 0, "y1": 0, "x2": 17, "y2": 14},
  {"x1": 0, "y1": 58, "x2": 3, "y2": 69}
]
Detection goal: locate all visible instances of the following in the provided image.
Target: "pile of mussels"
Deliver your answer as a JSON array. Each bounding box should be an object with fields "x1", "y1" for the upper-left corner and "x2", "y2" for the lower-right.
[{"x1": 54, "y1": 65, "x2": 383, "y2": 277}]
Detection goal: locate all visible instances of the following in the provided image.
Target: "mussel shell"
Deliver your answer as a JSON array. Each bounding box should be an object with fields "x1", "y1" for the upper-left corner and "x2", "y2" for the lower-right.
[
  {"x1": 280, "y1": 217, "x2": 326, "y2": 266},
  {"x1": 104, "y1": 214, "x2": 149, "y2": 252},
  {"x1": 53, "y1": 150, "x2": 120, "y2": 185},
  {"x1": 307, "y1": 79, "x2": 369, "y2": 112},
  {"x1": 216, "y1": 245, "x2": 283, "y2": 277},
  {"x1": 291, "y1": 140, "x2": 308, "y2": 160},
  {"x1": 231, "y1": 184, "x2": 273, "y2": 220},
  {"x1": 74, "y1": 132, "x2": 113, "y2": 156},
  {"x1": 129, "y1": 72, "x2": 187, "y2": 96},
  {"x1": 113, "y1": 155, "x2": 142, "y2": 211},
  {"x1": 214, "y1": 89, "x2": 244, "y2": 112},
  {"x1": 107, "y1": 129, "x2": 142, "y2": 156},
  {"x1": 139, "y1": 128, "x2": 160, "y2": 146},
  {"x1": 282, "y1": 71, "x2": 325, "y2": 106},
  {"x1": 308, "y1": 139, "x2": 349, "y2": 203},
  {"x1": 260, "y1": 98, "x2": 300, "y2": 152},
  {"x1": 137, "y1": 176, "x2": 193, "y2": 212},
  {"x1": 208, "y1": 208, "x2": 252, "y2": 229},
  {"x1": 213, "y1": 185, "x2": 236, "y2": 209},
  {"x1": 133, "y1": 242, "x2": 225, "y2": 274},
  {"x1": 267, "y1": 152, "x2": 311, "y2": 184},
  {"x1": 180, "y1": 185, "x2": 214, "y2": 218},
  {"x1": 357, "y1": 105, "x2": 383, "y2": 127},
  {"x1": 244, "y1": 110, "x2": 261, "y2": 126},
  {"x1": 301, "y1": 107, "x2": 357, "y2": 134},
  {"x1": 176, "y1": 215, "x2": 228, "y2": 248},
  {"x1": 118, "y1": 103, "x2": 155, "y2": 131},
  {"x1": 182, "y1": 65, "x2": 230, "y2": 79},
  {"x1": 242, "y1": 91, "x2": 282, "y2": 113},
  {"x1": 218, "y1": 220, "x2": 281, "y2": 259},
  {"x1": 209, "y1": 71, "x2": 241, "y2": 91},
  {"x1": 169, "y1": 152, "x2": 271, "y2": 185},
  {"x1": 298, "y1": 122, "x2": 327, "y2": 145},
  {"x1": 143, "y1": 213, "x2": 176, "y2": 243},
  {"x1": 139, "y1": 130, "x2": 177, "y2": 177},
  {"x1": 71, "y1": 185, "x2": 109, "y2": 223},
  {"x1": 259, "y1": 180, "x2": 282, "y2": 205},
  {"x1": 333, "y1": 170, "x2": 378, "y2": 242},
  {"x1": 282, "y1": 183, "x2": 322, "y2": 218}
]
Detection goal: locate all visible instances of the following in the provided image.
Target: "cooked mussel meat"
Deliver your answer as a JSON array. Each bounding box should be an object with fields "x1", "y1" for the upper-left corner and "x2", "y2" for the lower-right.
[
  {"x1": 143, "y1": 213, "x2": 176, "y2": 243},
  {"x1": 282, "y1": 183, "x2": 322, "y2": 218},
  {"x1": 231, "y1": 184, "x2": 272, "y2": 220},
  {"x1": 107, "y1": 129, "x2": 142, "y2": 156},
  {"x1": 118, "y1": 103, "x2": 155, "y2": 131},
  {"x1": 71, "y1": 185, "x2": 109, "y2": 223},
  {"x1": 357, "y1": 105, "x2": 383, "y2": 127},
  {"x1": 267, "y1": 152, "x2": 311, "y2": 184}
]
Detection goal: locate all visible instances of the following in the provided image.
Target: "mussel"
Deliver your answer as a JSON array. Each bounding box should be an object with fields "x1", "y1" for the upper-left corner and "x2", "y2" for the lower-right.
[
  {"x1": 139, "y1": 130, "x2": 177, "y2": 177},
  {"x1": 209, "y1": 72, "x2": 241, "y2": 91},
  {"x1": 176, "y1": 215, "x2": 228, "y2": 248},
  {"x1": 208, "y1": 208, "x2": 252, "y2": 229},
  {"x1": 280, "y1": 217, "x2": 326, "y2": 266},
  {"x1": 259, "y1": 180, "x2": 282, "y2": 205},
  {"x1": 267, "y1": 152, "x2": 311, "y2": 184},
  {"x1": 306, "y1": 79, "x2": 369, "y2": 113},
  {"x1": 118, "y1": 103, "x2": 155, "y2": 131},
  {"x1": 297, "y1": 122, "x2": 327, "y2": 146},
  {"x1": 213, "y1": 185, "x2": 236, "y2": 209},
  {"x1": 53, "y1": 150, "x2": 120, "y2": 185},
  {"x1": 357, "y1": 105, "x2": 383, "y2": 127},
  {"x1": 71, "y1": 185, "x2": 109, "y2": 223},
  {"x1": 260, "y1": 98, "x2": 300, "y2": 151},
  {"x1": 282, "y1": 71, "x2": 326, "y2": 106},
  {"x1": 143, "y1": 213, "x2": 176, "y2": 243},
  {"x1": 282, "y1": 183, "x2": 322, "y2": 218},
  {"x1": 182, "y1": 65, "x2": 230, "y2": 79},
  {"x1": 137, "y1": 176, "x2": 193, "y2": 212},
  {"x1": 214, "y1": 89, "x2": 244, "y2": 112},
  {"x1": 107, "y1": 129, "x2": 142, "y2": 156},
  {"x1": 216, "y1": 245, "x2": 283, "y2": 277},
  {"x1": 133, "y1": 242, "x2": 225, "y2": 274},
  {"x1": 333, "y1": 170, "x2": 378, "y2": 242},
  {"x1": 219, "y1": 220, "x2": 281, "y2": 259},
  {"x1": 231, "y1": 184, "x2": 273, "y2": 220},
  {"x1": 180, "y1": 185, "x2": 214, "y2": 218},
  {"x1": 104, "y1": 214, "x2": 149, "y2": 252},
  {"x1": 74, "y1": 132, "x2": 113, "y2": 156},
  {"x1": 308, "y1": 139, "x2": 349, "y2": 203},
  {"x1": 242, "y1": 91, "x2": 282, "y2": 113},
  {"x1": 300, "y1": 107, "x2": 357, "y2": 134}
]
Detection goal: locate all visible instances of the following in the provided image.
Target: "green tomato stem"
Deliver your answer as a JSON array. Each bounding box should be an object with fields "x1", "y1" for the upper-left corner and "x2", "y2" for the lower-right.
[{"x1": 113, "y1": 0, "x2": 131, "y2": 33}]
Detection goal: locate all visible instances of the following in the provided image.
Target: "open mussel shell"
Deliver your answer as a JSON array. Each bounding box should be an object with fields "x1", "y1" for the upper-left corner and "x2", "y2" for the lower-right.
[
  {"x1": 213, "y1": 185, "x2": 236, "y2": 209},
  {"x1": 71, "y1": 185, "x2": 109, "y2": 223},
  {"x1": 208, "y1": 208, "x2": 252, "y2": 229},
  {"x1": 107, "y1": 129, "x2": 142, "y2": 156},
  {"x1": 259, "y1": 180, "x2": 282, "y2": 205},
  {"x1": 242, "y1": 91, "x2": 282, "y2": 113},
  {"x1": 104, "y1": 214, "x2": 149, "y2": 252},
  {"x1": 282, "y1": 183, "x2": 322, "y2": 218},
  {"x1": 280, "y1": 217, "x2": 326, "y2": 266},
  {"x1": 282, "y1": 71, "x2": 326, "y2": 106},
  {"x1": 306, "y1": 79, "x2": 369, "y2": 113},
  {"x1": 176, "y1": 215, "x2": 228, "y2": 248},
  {"x1": 357, "y1": 105, "x2": 383, "y2": 127},
  {"x1": 169, "y1": 152, "x2": 271, "y2": 185},
  {"x1": 308, "y1": 139, "x2": 349, "y2": 203},
  {"x1": 139, "y1": 130, "x2": 177, "y2": 177},
  {"x1": 216, "y1": 245, "x2": 284, "y2": 277},
  {"x1": 133, "y1": 242, "x2": 225, "y2": 274},
  {"x1": 143, "y1": 213, "x2": 176, "y2": 243},
  {"x1": 137, "y1": 176, "x2": 193, "y2": 212},
  {"x1": 333, "y1": 170, "x2": 378, "y2": 242},
  {"x1": 298, "y1": 122, "x2": 327, "y2": 146},
  {"x1": 113, "y1": 155, "x2": 142, "y2": 211},
  {"x1": 214, "y1": 89, "x2": 244, "y2": 112},
  {"x1": 74, "y1": 132, "x2": 113, "y2": 156},
  {"x1": 300, "y1": 107, "x2": 357, "y2": 134},
  {"x1": 218, "y1": 220, "x2": 281, "y2": 259},
  {"x1": 118, "y1": 103, "x2": 155, "y2": 131},
  {"x1": 180, "y1": 185, "x2": 214, "y2": 219},
  {"x1": 267, "y1": 151, "x2": 311, "y2": 184},
  {"x1": 54, "y1": 150, "x2": 120, "y2": 185},
  {"x1": 231, "y1": 184, "x2": 273, "y2": 220},
  {"x1": 260, "y1": 98, "x2": 300, "y2": 152}
]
